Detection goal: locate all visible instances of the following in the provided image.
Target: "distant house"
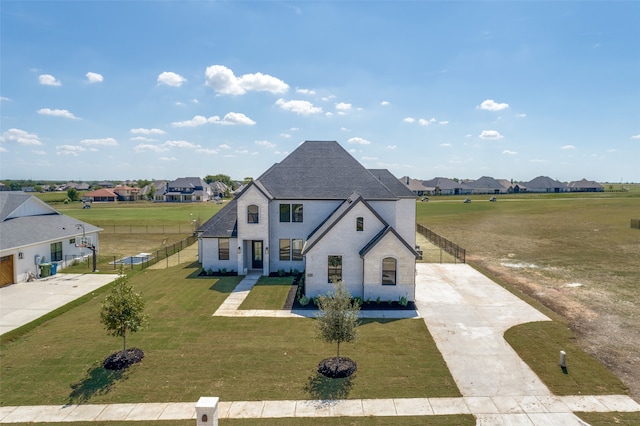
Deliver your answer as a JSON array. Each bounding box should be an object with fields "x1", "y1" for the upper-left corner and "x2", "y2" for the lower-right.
[
  {"x1": 399, "y1": 176, "x2": 430, "y2": 196},
  {"x1": 524, "y1": 176, "x2": 568, "y2": 193},
  {"x1": 83, "y1": 188, "x2": 118, "y2": 202},
  {"x1": 160, "y1": 177, "x2": 214, "y2": 202},
  {"x1": 98, "y1": 181, "x2": 115, "y2": 188},
  {"x1": 76, "y1": 183, "x2": 90, "y2": 191},
  {"x1": 113, "y1": 185, "x2": 140, "y2": 201},
  {"x1": 140, "y1": 180, "x2": 167, "y2": 201},
  {"x1": 464, "y1": 176, "x2": 507, "y2": 194},
  {"x1": 198, "y1": 141, "x2": 418, "y2": 302},
  {"x1": 209, "y1": 181, "x2": 229, "y2": 198},
  {"x1": 422, "y1": 177, "x2": 468, "y2": 195},
  {"x1": 568, "y1": 179, "x2": 603, "y2": 192},
  {"x1": 0, "y1": 193, "x2": 101, "y2": 286}
]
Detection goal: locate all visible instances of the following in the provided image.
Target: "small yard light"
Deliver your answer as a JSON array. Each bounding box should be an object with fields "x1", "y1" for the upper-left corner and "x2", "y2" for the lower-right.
[{"x1": 237, "y1": 246, "x2": 241, "y2": 254}]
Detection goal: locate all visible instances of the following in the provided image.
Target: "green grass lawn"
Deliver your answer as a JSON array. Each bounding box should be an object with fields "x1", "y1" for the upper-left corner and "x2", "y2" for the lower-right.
[
  {"x1": 239, "y1": 276, "x2": 294, "y2": 310},
  {"x1": 0, "y1": 262, "x2": 459, "y2": 406}
]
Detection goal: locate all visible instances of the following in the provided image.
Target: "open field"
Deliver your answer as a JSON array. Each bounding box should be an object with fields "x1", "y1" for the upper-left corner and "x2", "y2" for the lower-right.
[{"x1": 417, "y1": 192, "x2": 640, "y2": 400}]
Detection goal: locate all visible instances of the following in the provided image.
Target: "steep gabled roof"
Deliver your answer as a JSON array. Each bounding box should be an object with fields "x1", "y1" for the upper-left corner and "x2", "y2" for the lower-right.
[
  {"x1": 302, "y1": 192, "x2": 389, "y2": 254},
  {"x1": 198, "y1": 199, "x2": 238, "y2": 238},
  {"x1": 256, "y1": 141, "x2": 400, "y2": 200},
  {"x1": 359, "y1": 225, "x2": 419, "y2": 258},
  {"x1": 0, "y1": 192, "x2": 58, "y2": 221},
  {"x1": 368, "y1": 169, "x2": 416, "y2": 198},
  {"x1": 168, "y1": 177, "x2": 207, "y2": 189}
]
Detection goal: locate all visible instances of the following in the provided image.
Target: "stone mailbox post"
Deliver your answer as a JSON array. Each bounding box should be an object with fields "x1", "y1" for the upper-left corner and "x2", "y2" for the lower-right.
[{"x1": 196, "y1": 396, "x2": 219, "y2": 426}]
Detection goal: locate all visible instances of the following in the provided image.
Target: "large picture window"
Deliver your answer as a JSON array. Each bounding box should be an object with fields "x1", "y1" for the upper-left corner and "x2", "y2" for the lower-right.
[
  {"x1": 382, "y1": 257, "x2": 397, "y2": 285},
  {"x1": 279, "y1": 239, "x2": 291, "y2": 261},
  {"x1": 328, "y1": 255, "x2": 342, "y2": 283},
  {"x1": 218, "y1": 238, "x2": 229, "y2": 260},
  {"x1": 247, "y1": 205, "x2": 259, "y2": 223},
  {"x1": 50, "y1": 241, "x2": 63, "y2": 262}
]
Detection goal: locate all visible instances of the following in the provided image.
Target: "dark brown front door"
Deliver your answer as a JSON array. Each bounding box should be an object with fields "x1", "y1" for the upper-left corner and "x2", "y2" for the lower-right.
[{"x1": 251, "y1": 241, "x2": 263, "y2": 269}]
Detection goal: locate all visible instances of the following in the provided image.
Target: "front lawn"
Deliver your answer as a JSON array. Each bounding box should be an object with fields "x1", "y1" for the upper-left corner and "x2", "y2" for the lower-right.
[
  {"x1": 239, "y1": 276, "x2": 294, "y2": 310},
  {"x1": 0, "y1": 262, "x2": 459, "y2": 406}
]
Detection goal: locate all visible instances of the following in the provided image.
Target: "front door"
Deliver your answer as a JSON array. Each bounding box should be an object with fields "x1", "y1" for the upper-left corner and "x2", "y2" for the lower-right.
[{"x1": 251, "y1": 240, "x2": 263, "y2": 269}]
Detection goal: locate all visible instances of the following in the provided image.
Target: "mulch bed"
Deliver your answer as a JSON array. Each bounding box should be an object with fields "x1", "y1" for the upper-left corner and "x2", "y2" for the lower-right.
[
  {"x1": 318, "y1": 356, "x2": 357, "y2": 378},
  {"x1": 103, "y1": 348, "x2": 145, "y2": 370}
]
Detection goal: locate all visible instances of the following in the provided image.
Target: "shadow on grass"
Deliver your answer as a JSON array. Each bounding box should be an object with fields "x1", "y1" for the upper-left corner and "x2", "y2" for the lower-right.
[
  {"x1": 67, "y1": 362, "x2": 129, "y2": 405},
  {"x1": 304, "y1": 371, "x2": 354, "y2": 403}
]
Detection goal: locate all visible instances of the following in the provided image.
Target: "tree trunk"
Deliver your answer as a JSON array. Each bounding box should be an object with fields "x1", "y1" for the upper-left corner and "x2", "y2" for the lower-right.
[
  {"x1": 123, "y1": 329, "x2": 127, "y2": 353},
  {"x1": 336, "y1": 342, "x2": 341, "y2": 371}
]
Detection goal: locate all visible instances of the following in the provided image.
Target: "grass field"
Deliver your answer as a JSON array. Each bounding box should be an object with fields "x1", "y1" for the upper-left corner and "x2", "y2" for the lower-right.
[{"x1": 417, "y1": 191, "x2": 640, "y2": 399}]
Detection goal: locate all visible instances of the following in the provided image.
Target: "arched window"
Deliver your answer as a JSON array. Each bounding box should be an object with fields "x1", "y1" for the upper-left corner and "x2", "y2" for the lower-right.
[
  {"x1": 382, "y1": 257, "x2": 396, "y2": 285},
  {"x1": 247, "y1": 205, "x2": 259, "y2": 223}
]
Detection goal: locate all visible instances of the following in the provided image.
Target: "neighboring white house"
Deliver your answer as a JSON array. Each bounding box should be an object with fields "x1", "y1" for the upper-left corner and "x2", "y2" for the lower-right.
[
  {"x1": 154, "y1": 177, "x2": 215, "y2": 202},
  {"x1": 197, "y1": 141, "x2": 419, "y2": 302},
  {"x1": 0, "y1": 192, "x2": 101, "y2": 286}
]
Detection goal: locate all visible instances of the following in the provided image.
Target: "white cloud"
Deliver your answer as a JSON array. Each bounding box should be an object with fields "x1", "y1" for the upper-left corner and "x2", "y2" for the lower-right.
[
  {"x1": 347, "y1": 137, "x2": 371, "y2": 145},
  {"x1": 219, "y1": 144, "x2": 231, "y2": 149},
  {"x1": 631, "y1": 134, "x2": 640, "y2": 140},
  {"x1": 440, "y1": 143, "x2": 452, "y2": 147},
  {"x1": 86, "y1": 72, "x2": 103, "y2": 83},
  {"x1": 336, "y1": 102, "x2": 352, "y2": 111},
  {"x1": 163, "y1": 140, "x2": 200, "y2": 149},
  {"x1": 130, "y1": 128, "x2": 166, "y2": 135},
  {"x1": 130, "y1": 136, "x2": 155, "y2": 142},
  {"x1": 380, "y1": 101, "x2": 390, "y2": 106},
  {"x1": 255, "y1": 140, "x2": 276, "y2": 148},
  {"x1": 561, "y1": 145, "x2": 575, "y2": 150},
  {"x1": 56, "y1": 145, "x2": 86, "y2": 156},
  {"x1": 418, "y1": 118, "x2": 436, "y2": 126},
  {"x1": 32, "y1": 150, "x2": 46, "y2": 155},
  {"x1": 0, "y1": 146, "x2": 7, "y2": 152},
  {"x1": 196, "y1": 148, "x2": 219, "y2": 155},
  {"x1": 159, "y1": 157, "x2": 178, "y2": 161},
  {"x1": 205, "y1": 65, "x2": 288, "y2": 95},
  {"x1": 439, "y1": 121, "x2": 449, "y2": 125},
  {"x1": 479, "y1": 130, "x2": 504, "y2": 140},
  {"x1": 37, "y1": 108, "x2": 80, "y2": 119},
  {"x1": 516, "y1": 113, "x2": 527, "y2": 118},
  {"x1": 387, "y1": 145, "x2": 397, "y2": 149},
  {"x1": 276, "y1": 99, "x2": 322, "y2": 115},
  {"x1": 296, "y1": 88, "x2": 316, "y2": 95},
  {"x1": 220, "y1": 112, "x2": 255, "y2": 125},
  {"x1": 171, "y1": 113, "x2": 255, "y2": 127},
  {"x1": 39, "y1": 74, "x2": 61, "y2": 86},
  {"x1": 134, "y1": 143, "x2": 169, "y2": 153},
  {"x1": 80, "y1": 138, "x2": 118, "y2": 146},
  {"x1": 1, "y1": 128, "x2": 43, "y2": 145},
  {"x1": 280, "y1": 133, "x2": 291, "y2": 138},
  {"x1": 157, "y1": 71, "x2": 187, "y2": 87},
  {"x1": 171, "y1": 115, "x2": 215, "y2": 127},
  {"x1": 403, "y1": 117, "x2": 415, "y2": 123},
  {"x1": 502, "y1": 150, "x2": 518, "y2": 155},
  {"x1": 1, "y1": 97, "x2": 12, "y2": 102},
  {"x1": 478, "y1": 99, "x2": 509, "y2": 111}
]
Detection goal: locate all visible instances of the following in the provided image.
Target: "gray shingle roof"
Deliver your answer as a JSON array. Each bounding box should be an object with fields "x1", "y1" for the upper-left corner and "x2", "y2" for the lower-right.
[
  {"x1": 525, "y1": 176, "x2": 567, "y2": 189},
  {"x1": 198, "y1": 199, "x2": 238, "y2": 238},
  {"x1": 368, "y1": 169, "x2": 416, "y2": 198},
  {"x1": 256, "y1": 141, "x2": 402, "y2": 200},
  {"x1": 0, "y1": 193, "x2": 100, "y2": 251},
  {"x1": 464, "y1": 176, "x2": 504, "y2": 189},
  {"x1": 422, "y1": 177, "x2": 463, "y2": 190}
]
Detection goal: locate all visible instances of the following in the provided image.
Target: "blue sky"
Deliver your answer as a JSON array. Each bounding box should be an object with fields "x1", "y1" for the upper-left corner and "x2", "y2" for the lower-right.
[{"x1": 1, "y1": 1, "x2": 639, "y2": 183}]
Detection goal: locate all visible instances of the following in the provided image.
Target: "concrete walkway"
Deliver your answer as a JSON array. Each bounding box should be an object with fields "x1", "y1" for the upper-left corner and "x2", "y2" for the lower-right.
[
  {"x1": 2, "y1": 264, "x2": 639, "y2": 424},
  {"x1": 0, "y1": 273, "x2": 118, "y2": 336}
]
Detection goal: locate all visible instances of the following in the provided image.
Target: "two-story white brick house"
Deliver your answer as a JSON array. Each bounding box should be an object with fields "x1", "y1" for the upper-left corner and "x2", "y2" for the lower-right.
[{"x1": 197, "y1": 141, "x2": 418, "y2": 302}]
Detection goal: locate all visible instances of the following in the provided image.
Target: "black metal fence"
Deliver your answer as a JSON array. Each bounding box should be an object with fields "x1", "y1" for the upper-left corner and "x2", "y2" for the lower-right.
[
  {"x1": 97, "y1": 224, "x2": 196, "y2": 234},
  {"x1": 632, "y1": 219, "x2": 640, "y2": 230},
  {"x1": 109, "y1": 235, "x2": 198, "y2": 270},
  {"x1": 416, "y1": 224, "x2": 466, "y2": 263}
]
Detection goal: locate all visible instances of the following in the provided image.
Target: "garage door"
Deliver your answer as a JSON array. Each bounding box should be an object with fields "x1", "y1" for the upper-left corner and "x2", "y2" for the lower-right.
[{"x1": 0, "y1": 255, "x2": 14, "y2": 287}]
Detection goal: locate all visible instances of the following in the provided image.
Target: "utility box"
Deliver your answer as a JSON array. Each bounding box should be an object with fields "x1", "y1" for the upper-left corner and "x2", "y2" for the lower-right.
[{"x1": 195, "y1": 397, "x2": 219, "y2": 426}]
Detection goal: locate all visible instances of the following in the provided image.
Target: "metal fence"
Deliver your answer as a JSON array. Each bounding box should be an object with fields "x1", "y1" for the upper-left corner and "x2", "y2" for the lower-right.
[
  {"x1": 109, "y1": 235, "x2": 198, "y2": 270},
  {"x1": 97, "y1": 224, "x2": 196, "y2": 234},
  {"x1": 416, "y1": 224, "x2": 466, "y2": 263},
  {"x1": 632, "y1": 219, "x2": 640, "y2": 230}
]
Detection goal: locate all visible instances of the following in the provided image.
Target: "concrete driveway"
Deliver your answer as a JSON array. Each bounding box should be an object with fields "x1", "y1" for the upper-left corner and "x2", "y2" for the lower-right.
[{"x1": 0, "y1": 273, "x2": 118, "y2": 336}]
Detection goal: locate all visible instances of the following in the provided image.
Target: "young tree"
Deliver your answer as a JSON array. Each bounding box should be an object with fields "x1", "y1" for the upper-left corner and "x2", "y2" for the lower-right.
[
  {"x1": 315, "y1": 280, "x2": 360, "y2": 372},
  {"x1": 67, "y1": 187, "x2": 79, "y2": 201},
  {"x1": 100, "y1": 268, "x2": 148, "y2": 353}
]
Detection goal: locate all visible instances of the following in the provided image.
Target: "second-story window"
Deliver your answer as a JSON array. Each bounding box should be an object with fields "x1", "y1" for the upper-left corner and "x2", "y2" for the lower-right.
[
  {"x1": 248, "y1": 205, "x2": 259, "y2": 223},
  {"x1": 356, "y1": 217, "x2": 364, "y2": 231},
  {"x1": 279, "y1": 204, "x2": 290, "y2": 222}
]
